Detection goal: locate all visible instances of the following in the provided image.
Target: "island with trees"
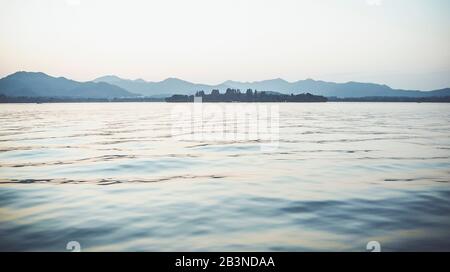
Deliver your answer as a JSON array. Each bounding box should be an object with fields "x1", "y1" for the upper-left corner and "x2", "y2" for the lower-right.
[{"x1": 165, "y1": 88, "x2": 328, "y2": 103}]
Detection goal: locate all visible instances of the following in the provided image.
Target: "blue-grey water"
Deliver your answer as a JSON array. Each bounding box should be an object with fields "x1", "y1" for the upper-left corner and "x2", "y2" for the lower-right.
[{"x1": 0, "y1": 102, "x2": 449, "y2": 251}]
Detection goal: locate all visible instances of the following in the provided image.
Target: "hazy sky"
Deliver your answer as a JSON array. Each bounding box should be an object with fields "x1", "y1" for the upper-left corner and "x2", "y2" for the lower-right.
[{"x1": 0, "y1": 0, "x2": 449, "y2": 90}]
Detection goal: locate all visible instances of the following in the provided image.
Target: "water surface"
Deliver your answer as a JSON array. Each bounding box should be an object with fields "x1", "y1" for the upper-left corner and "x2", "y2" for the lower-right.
[{"x1": 0, "y1": 102, "x2": 449, "y2": 251}]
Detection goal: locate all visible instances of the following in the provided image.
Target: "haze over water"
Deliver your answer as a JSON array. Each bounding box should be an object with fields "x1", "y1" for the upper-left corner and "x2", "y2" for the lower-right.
[{"x1": 0, "y1": 102, "x2": 449, "y2": 251}]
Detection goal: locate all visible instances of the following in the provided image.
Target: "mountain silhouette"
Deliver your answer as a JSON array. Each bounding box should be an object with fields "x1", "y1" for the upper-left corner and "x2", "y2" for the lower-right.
[
  {"x1": 1, "y1": 72, "x2": 448, "y2": 99},
  {"x1": 0, "y1": 72, "x2": 137, "y2": 98},
  {"x1": 94, "y1": 75, "x2": 222, "y2": 97},
  {"x1": 94, "y1": 75, "x2": 450, "y2": 98}
]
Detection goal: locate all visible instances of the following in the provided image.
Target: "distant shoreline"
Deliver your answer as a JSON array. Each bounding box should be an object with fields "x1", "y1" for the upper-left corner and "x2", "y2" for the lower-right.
[
  {"x1": 1, "y1": 94, "x2": 450, "y2": 103},
  {"x1": 0, "y1": 97, "x2": 450, "y2": 104}
]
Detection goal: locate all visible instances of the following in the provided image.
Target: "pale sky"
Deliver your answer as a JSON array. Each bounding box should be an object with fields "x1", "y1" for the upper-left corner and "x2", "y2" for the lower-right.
[{"x1": 0, "y1": 0, "x2": 449, "y2": 90}]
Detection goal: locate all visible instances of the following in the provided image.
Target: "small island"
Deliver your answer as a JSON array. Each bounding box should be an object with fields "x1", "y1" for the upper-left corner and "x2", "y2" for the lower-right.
[{"x1": 165, "y1": 88, "x2": 328, "y2": 103}]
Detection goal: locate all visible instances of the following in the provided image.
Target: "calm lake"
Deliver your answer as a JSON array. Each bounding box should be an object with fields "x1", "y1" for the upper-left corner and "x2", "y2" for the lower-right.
[{"x1": 0, "y1": 102, "x2": 449, "y2": 251}]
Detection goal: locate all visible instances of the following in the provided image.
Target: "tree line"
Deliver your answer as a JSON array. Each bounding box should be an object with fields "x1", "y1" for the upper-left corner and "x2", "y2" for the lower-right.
[{"x1": 166, "y1": 88, "x2": 328, "y2": 102}]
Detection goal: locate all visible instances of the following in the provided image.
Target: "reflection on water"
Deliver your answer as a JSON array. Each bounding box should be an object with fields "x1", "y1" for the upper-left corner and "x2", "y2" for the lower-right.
[{"x1": 0, "y1": 102, "x2": 449, "y2": 251}]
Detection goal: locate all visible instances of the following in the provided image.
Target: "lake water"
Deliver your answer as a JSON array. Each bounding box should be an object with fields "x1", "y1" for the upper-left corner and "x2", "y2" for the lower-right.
[{"x1": 0, "y1": 102, "x2": 449, "y2": 251}]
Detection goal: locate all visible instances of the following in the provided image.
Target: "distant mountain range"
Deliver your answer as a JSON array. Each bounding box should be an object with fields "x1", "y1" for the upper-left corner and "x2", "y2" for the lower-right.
[
  {"x1": 94, "y1": 75, "x2": 450, "y2": 98},
  {"x1": 93, "y1": 75, "x2": 221, "y2": 98},
  {"x1": 0, "y1": 72, "x2": 136, "y2": 99},
  {"x1": 0, "y1": 71, "x2": 449, "y2": 99}
]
